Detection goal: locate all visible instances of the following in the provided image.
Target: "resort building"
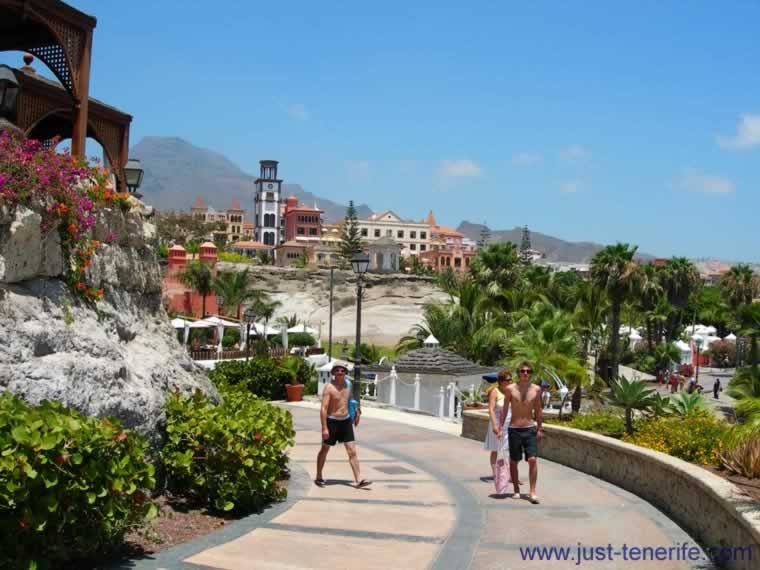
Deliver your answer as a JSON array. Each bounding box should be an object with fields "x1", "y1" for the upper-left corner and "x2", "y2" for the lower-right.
[
  {"x1": 253, "y1": 160, "x2": 284, "y2": 248},
  {"x1": 190, "y1": 197, "x2": 247, "y2": 244},
  {"x1": 227, "y1": 240, "x2": 273, "y2": 259},
  {"x1": 162, "y1": 242, "x2": 219, "y2": 318},
  {"x1": 283, "y1": 196, "x2": 323, "y2": 242},
  {"x1": 418, "y1": 211, "x2": 476, "y2": 273},
  {"x1": 357, "y1": 210, "x2": 430, "y2": 256}
]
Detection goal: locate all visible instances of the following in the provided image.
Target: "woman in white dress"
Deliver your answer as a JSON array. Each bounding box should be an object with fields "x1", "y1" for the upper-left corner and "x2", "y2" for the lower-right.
[{"x1": 484, "y1": 370, "x2": 512, "y2": 479}]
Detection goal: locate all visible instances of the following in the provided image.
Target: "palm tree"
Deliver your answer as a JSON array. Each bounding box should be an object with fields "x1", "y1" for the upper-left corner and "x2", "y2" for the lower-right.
[
  {"x1": 276, "y1": 313, "x2": 299, "y2": 329},
  {"x1": 591, "y1": 243, "x2": 639, "y2": 381},
  {"x1": 574, "y1": 281, "x2": 608, "y2": 361},
  {"x1": 737, "y1": 302, "x2": 760, "y2": 368},
  {"x1": 470, "y1": 242, "x2": 521, "y2": 295},
  {"x1": 660, "y1": 257, "x2": 701, "y2": 340},
  {"x1": 635, "y1": 263, "x2": 664, "y2": 352},
  {"x1": 721, "y1": 264, "x2": 759, "y2": 310},
  {"x1": 653, "y1": 342, "x2": 680, "y2": 377},
  {"x1": 211, "y1": 269, "x2": 257, "y2": 319},
  {"x1": 256, "y1": 299, "x2": 282, "y2": 343},
  {"x1": 181, "y1": 261, "x2": 214, "y2": 317},
  {"x1": 604, "y1": 377, "x2": 657, "y2": 435}
]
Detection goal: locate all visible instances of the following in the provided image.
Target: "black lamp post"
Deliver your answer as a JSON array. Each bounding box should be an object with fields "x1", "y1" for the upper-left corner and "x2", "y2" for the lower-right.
[
  {"x1": 0, "y1": 65, "x2": 21, "y2": 135},
  {"x1": 244, "y1": 307, "x2": 256, "y2": 362},
  {"x1": 124, "y1": 158, "x2": 144, "y2": 196},
  {"x1": 351, "y1": 253, "x2": 370, "y2": 406}
]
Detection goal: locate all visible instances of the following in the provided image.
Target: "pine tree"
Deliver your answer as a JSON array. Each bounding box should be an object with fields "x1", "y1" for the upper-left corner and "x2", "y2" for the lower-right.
[
  {"x1": 339, "y1": 200, "x2": 362, "y2": 263},
  {"x1": 519, "y1": 225, "x2": 533, "y2": 265}
]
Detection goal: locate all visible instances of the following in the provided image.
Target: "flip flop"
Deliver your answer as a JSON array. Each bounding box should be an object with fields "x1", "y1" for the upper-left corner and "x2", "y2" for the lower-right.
[
  {"x1": 529, "y1": 495, "x2": 540, "y2": 504},
  {"x1": 512, "y1": 492, "x2": 521, "y2": 499},
  {"x1": 355, "y1": 479, "x2": 372, "y2": 489},
  {"x1": 314, "y1": 478, "x2": 326, "y2": 487}
]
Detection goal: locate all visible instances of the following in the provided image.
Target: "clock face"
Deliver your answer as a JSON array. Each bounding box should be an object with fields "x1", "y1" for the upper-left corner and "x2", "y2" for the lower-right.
[{"x1": 267, "y1": 183, "x2": 274, "y2": 189}]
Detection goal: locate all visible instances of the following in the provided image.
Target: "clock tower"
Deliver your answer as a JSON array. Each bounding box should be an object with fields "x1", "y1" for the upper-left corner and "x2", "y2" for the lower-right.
[{"x1": 253, "y1": 160, "x2": 283, "y2": 249}]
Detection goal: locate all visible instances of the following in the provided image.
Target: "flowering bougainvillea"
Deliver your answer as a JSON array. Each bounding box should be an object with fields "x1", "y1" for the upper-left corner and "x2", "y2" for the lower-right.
[{"x1": 0, "y1": 131, "x2": 131, "y2": 300}]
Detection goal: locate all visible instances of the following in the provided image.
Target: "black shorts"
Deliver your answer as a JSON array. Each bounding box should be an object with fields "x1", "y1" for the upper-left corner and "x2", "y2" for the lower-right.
[
  {"x1": 508, "y1": 427, "x2": 538, "y2": 462},
  {"x1": 324, "y1": 417, "x2": 355, "y2": 446}
]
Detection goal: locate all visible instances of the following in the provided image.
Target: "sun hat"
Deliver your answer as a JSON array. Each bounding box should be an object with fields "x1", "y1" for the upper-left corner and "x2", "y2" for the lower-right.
[{"x1": 331, "y1": 360, "x2": 350, "y2": 374}]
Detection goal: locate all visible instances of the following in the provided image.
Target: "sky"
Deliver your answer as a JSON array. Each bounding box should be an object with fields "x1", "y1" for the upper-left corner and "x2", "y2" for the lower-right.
[{"x1": 4, "y1": 0, "x2": 760, "y2": 261}]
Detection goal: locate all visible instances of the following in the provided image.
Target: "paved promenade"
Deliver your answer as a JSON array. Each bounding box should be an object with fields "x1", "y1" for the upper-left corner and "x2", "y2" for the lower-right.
[{"x1": 136, "y1": 403, "x2": 714, "y2": 570}]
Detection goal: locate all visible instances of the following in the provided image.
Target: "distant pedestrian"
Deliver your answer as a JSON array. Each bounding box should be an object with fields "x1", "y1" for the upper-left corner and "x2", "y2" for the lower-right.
[
  {"x1": 315, "y1": 361, "x2": 371, "y2": 489},
  {"x1": 713, "y1": 378, "x2": 722, "y2": 399},
  {"x1": 484, "y1": 370, "x2": 512, "y2": 480}
]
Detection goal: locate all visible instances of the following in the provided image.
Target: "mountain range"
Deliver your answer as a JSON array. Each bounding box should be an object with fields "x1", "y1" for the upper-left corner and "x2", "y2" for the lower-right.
[{"x1": 131, "y1": 136, "x2": 634, "y2": 263}]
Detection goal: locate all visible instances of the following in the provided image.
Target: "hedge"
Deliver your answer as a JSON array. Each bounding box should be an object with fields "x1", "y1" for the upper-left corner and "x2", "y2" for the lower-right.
[{"x1": 208, "y1": 359, "x2": 292, "y2": 400}]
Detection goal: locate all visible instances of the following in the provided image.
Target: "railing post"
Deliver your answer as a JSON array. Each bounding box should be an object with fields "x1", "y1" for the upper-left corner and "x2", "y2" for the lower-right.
[
  {"x1": 390, "y1": 369, "x2": 397, "y2": 407},
  {"x1": 457, "y1": 399, "x2": 464, "y2": 421},
  {"x1": 413, "y1": 373, "x2": 421, "y2": 410},
  {"x1": 438, "y1": 386, "x2": 445, "y2": 417},
  {"x1": 448, "y1": 382, "x2": 456, "y2": 418}
]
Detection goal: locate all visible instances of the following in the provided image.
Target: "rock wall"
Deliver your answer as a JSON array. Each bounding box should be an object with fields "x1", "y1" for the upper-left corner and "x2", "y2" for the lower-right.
[
  {"x1": 0, "y1": 201, "x2": 215, "y2": 442},
  {"x1": 216, "y1": 263, "x2": 447, "y2": 346}
]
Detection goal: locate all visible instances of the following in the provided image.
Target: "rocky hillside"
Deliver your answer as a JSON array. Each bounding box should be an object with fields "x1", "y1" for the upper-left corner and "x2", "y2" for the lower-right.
[
  {"x1": 218, "y1": 264, "x2": 447, "y2": 346},
  {"x1": 131, "y1": 136, "x2": 373, "y2": 222},
  {"x1": 0, "y1": 201, "x2": 214, "y2": 441}
]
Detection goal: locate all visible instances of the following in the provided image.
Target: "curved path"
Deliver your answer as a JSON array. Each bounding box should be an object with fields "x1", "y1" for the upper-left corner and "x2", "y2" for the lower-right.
[{"x1": 173, "y1": 405, "x2": 714, "y2": 570}]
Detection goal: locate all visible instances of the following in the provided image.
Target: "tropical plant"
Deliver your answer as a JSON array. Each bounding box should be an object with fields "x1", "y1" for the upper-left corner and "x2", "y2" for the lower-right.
[
  {"x1": 181, "y1": 260, "x2": 214, "y2": 317},
  {"x1": 551, "y1": 411, "x2": 626, "y2": 436},
  {"x1": 591, "y1": 243, "x2": 640, "y2": 381},
  {"x1": 162, "y1": 387, "x2": 294, "y2": 513},
  {"x1": 668, "y1": 392, "x2": 709, "y2": 417},
  {"x1": 736, "y1": 302, "x2": 760, "y2": 368},
  {"x1": 653, "y1": 342, "x2": 680, "y2": 375},
  {"x1": 624, "y1": 414, "x2": 727, "y2": 465},
  {"x1": 208, "y1": 359, "x2": 293, "y2": 400},
  {"x1": 604, "y1": 376, "x2": 657, "y2": 434},
  {"x1": 276, "y1": 314, "x2": 299, "y2": 329},
  {"x1": 339, "y1": 200, "x2": 363, "y2": 263},
  {"x1": 212, "y1": 269, "x2": 262, "y2": 319},
  {"x1": 350, "y1": 342, "x2": 383, "y2": 365},
  {"x1": 469, "y1": 242, "x2": 521, "y2": 295},
  {"x1": 721, "y1": 263, "x2": 759, "y2": 311},
  {"x1": 635, "y1": 262, "x2": 665, "y2": 352},
  {"x1": 648, "y1": 393, "x2": 674, "y2": 418},
  {"x1": 0, "y1": 394, "x2": 156, "y2": 568},
  {"x1": 280, "y1": 356, "x2": 316, "y2": 385},
  {"x1": 660, "y1": 257, "x2": 701, "y2": 341}
]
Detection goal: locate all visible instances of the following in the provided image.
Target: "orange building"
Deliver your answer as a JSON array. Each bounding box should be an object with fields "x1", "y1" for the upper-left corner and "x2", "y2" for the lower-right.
[
  {"x1": 283, "y1": 196, "x2": 323, "y2": 242},
  {"x1": 162, "y1": 242, "x2": 219, "y2": 318},
  {"x1": 419, "y1": 211, "x2": 476, "y2": 273}
]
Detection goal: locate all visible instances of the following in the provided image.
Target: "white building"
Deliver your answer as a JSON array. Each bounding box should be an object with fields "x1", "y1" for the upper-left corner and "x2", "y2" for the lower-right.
[
  {"x1": 253, "y1": 160, "x2": 284, "y2": 249},
  {"x1": 357, "y1": 210, "x2": 431, "y2": 257}
]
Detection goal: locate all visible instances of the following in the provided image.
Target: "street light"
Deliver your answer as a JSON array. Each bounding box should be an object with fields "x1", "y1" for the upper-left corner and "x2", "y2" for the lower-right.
[
  {"x1": 694, "y1": 336, "x2": 704, "y2": 384},
  {"x1": 243, "y1": 307, "x2": 257, "y2": 362},
  {"x1": 0, "y1": 65, "x2": 21, "y2": 135},
  {"x1": 351, "y1": 253, "x2": 370, "y2": 406},
  {"x1": 124, "y1": 158, "x2": 144, "y2": 196}
]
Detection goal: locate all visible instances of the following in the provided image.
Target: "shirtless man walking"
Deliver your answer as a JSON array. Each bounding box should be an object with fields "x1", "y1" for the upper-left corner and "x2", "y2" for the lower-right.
[
  {"x1": 501, "y1": 362, "x2": 543, "y2": 504},
  {"x1": 315, "y1": 362, "x2": 371, "y2": 488}
]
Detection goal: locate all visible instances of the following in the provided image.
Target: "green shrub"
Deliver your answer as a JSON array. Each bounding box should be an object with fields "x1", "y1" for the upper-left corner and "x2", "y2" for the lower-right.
[
  {"x1": 623, "y1": 413, "x2": 727, "y2": 465},
  {"x1": 556, "y1": 411, "x2": 626, "y2": 435},
  {"x1": 222, "y1": 328, "x2": 240, "y2": 348},
  {"x1": 162, "y1": 388, "x2": 295, "y2": 513},
  {"x1": 0, "y1": 394, "x2": 156, "y2": 568},
  {"x1": 218, "y1": 251, "x2": 254, "y2": 264},
  {"x1": 280, "y1": 356, "x2": 316, "y2": 385},
  {"x1": 209, "y1": 359, "x2": 292, "y2": 400},
  {"x1": 304, "y1": 380, "x2": 318, "y2": 396}
]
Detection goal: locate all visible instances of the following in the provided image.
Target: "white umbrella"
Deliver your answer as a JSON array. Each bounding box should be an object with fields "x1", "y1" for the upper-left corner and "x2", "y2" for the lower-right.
[
  {"x1": 287, "y1": 323, "x2": 318, "y2": 335},
  {"x1": 725, "y1": 333, "x2": 737, "y2": 343},
  {"x1": 216, "y1": 323, "x2": 224, "y2": 353},
  {"x1": 253, "y1": 322, "x2": 279, "y2": 336},
  {"x1": 199, "y1": 316, "x2": 240, "y2": 328}
]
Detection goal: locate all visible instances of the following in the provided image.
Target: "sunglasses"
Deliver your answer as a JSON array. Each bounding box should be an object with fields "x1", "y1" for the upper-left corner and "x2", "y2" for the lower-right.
[{"x1": 519, "y1": 369, "x2": 532, "y2": 374}]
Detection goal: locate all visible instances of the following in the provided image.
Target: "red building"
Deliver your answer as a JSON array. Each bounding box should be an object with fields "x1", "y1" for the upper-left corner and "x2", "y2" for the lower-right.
[
  {"x1": 419, "y1": 212, "x2": 476, "y2": 273},
  {"x1": 283, "y1": 196, "x2": 323, "y2": 242},
  {"x1": 162, "y1": 242, "x2": 219, "y2": 318}
]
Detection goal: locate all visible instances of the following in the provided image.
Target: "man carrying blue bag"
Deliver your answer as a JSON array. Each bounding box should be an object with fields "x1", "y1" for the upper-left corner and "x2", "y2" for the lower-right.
[{"x1": 315, "y1": 361, "x2": 372, "y2": 489}]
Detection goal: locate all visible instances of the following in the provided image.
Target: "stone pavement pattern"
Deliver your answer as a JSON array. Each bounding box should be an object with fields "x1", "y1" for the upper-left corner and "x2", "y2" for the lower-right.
[{"x1": 178, "y1": 405, "x2": 712, "y2": 570}]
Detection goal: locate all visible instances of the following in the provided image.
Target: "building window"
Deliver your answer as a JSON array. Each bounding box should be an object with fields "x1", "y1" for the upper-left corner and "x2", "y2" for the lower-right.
[
  {"x1": 264, "y1": 213, "x2": 275, "y2": 228},
  {"x1": 465, "y1": 257, "x2": 470, "y2": 266},
  {"x1": 421, "y1": 231, "x2": 427, "y2": 239},
  {"x1": 454, "y1": 258, "x2": 462, "y2": 268},
  {"x1": 297, "y1": 227, "x2": 305, "y2": 235},
  {"x1": 410, "y1": 244, "x2": 416, "y2": 251},
  {"x1": 374, "y1": 229, "x2": 381, "y2": 238},
  {"x1": 266, "y1": 192, "x2": 275, "y2": 201},
  {"x1": 361, "y1": 228, "x2": 368, "y2": 237},
  {"x1": 397, "y1": 230, "x2": 404, "y2": 239},
  {"x1": 420, "y1": 244, "x2": 426, "y2": 252},
  {"x1": 410, "y1": 231, "x2": 416, "y2": 239},
  {"x1": 263, "y1": 232, "x2": 275, "y2": 246},
  {"x1": 309, "y1": 228, "x2": 318, "y2": 236}
]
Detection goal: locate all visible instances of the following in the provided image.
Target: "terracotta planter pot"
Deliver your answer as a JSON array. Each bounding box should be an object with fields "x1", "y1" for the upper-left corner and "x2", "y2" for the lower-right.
[{"x1": 286, "y1": 384, "x2": 304, "y2": 402}]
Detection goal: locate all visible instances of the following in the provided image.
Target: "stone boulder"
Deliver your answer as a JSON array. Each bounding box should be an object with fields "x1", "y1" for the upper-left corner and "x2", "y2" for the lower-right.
[{"x1": 0, "y1": 203, "x2": 215, "y2": 443}]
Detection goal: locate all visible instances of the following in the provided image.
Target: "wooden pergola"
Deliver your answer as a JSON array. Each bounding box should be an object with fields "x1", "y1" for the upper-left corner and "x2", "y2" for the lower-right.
[{"x1": 0, "y1": 0, "x2": 132, "y2": 187}]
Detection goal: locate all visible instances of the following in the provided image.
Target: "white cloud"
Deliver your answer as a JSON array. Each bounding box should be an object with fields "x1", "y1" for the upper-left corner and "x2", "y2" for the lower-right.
[
  {"x1": 287, "y1": 103, "x2": 309, "y2": 121},
  {"x1": 718, "y1": 114, "x2": 760, "y2": 150},
  {"x1": 676, "y1": 170, "x2": 735, "y2": 194},
  {"x1": 560, "y1": 180, "x2": 583, "y2": 193},
  {"x1": 560, "y1": 144, "x2": 591, "y2": 162},
  {"x1": 438, "y1": 159, "x2": 483, "y2": 178},
  {"x1": 512, "y1": 152, "x2": 543, "y2": 166},
  {"x1": 344, "y1": 160, "x2": 370, "y2": 180}
]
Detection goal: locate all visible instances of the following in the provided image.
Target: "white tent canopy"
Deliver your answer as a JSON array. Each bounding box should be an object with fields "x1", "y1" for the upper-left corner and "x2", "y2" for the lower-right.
[
  {"x1": 287, "y1": 324, "x2": 319, "y2": 335},
  {"x1": 724, "y1": 333, "x2": 737, "y2": 342},
  {"x1": 171, "y1": 317, "x2": 212, "y2": 329},
  {"x1": 199, "y1": 316, "x2": 240, "y2": 328}
]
